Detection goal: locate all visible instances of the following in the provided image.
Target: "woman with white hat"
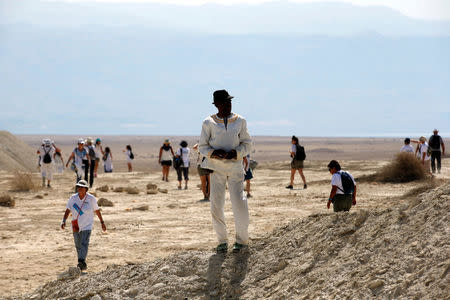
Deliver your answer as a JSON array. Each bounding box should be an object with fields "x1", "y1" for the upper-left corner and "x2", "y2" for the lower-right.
[
  {"x1": 412, "y1": 136, "x2": 432, "y2": 175},
  {"x1": 60, "y1": 180, "x2": 106, "y2": 271},
  {"x1": 158, "y1": 139, "x2": 174, "y2": 182}
]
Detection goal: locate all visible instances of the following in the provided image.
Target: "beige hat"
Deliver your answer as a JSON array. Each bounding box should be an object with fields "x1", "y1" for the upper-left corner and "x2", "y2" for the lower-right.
[
  {"x1": 76, "y1": 180, "x2": 89, "y2": 189},
  {"x1": 419, "y1": 136, "x2": 427, "y2": 142}
]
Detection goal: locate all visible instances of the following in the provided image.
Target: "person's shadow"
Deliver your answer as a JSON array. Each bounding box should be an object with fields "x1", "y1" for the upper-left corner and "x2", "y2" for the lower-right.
[
  {"x1": 227, "y1": 252, "x2": 250, "y2": 299},
  {"x1": 205, "y1": 251, "x2": 250, "y2": 299},
  {"x1": 206, "y1": 253, "x2": 226, "y2": 299}
]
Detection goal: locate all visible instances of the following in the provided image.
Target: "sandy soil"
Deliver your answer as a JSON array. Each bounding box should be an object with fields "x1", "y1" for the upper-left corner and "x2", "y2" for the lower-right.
[{"x1": 0, "y1": 136, "x2": 449, "y2": 298}]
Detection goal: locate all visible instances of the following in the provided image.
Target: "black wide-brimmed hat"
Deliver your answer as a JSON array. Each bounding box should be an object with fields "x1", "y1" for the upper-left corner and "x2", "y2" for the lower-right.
[{"x1": 213, "y1": 89, "x2": 234, "y2": 103}]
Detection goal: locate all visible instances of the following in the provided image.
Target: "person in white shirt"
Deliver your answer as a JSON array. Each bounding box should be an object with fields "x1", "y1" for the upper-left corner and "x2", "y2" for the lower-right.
[
  {"x1": 94, "y1": 138, "x2": 104, "y2": 178},
  {"x1": 400, "y1": 138, "x2": 414, "y2": 153},
  {"x1": 199, "y1": 89, "x2": 252, "y2": 253},
  {"x1": 327, "y1": 160, "x2": 357, "y2": 212},
  {"x1": 37, "y1": 139, "x2": 56, "y2": 188},
  {"x1": 175, "y1": 141, "x2": 190, "y2": 190},
  {"x1": 123, "y1": 145, "x2": 134, "y2": 172},
  {"x1": 60, "y1": 180, "x2": 106, "y2": 271},
  {"x1": 159, "y1": 139, "x2": 175, "y2": 182},
  {"x1": 412, "y1": 136, "x2": 432, "y2": 175},
  {"x1": 66, "y1": 139, "x2": 90, "y2": 187},
  {"x1": 103, "y1": 146, "x2": 113, "y2": 173}
]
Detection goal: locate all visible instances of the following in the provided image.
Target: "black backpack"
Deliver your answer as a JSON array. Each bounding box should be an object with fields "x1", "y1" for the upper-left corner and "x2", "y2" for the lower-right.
[
  {"x1": 173, "y1": 148, "x2": 183, "y2": 169},
  {"x1": 42, "y1": 148, "x2": 52, "y2": 164},
  {"x1": 129, "y1": 151, "x2": 134, "y2": 160},
  {"x1": 295, "y1": 145, "x2": 306, "y2": 161},
  {"x1": 338, "y1": 171, "x2": 355, "y2": 194},
  {"x1": 88, "y1": 146, "x2": 96, "y2": 160},
  {"x1": 429, "y1": 135, "x2": 440, "y2": 150}
]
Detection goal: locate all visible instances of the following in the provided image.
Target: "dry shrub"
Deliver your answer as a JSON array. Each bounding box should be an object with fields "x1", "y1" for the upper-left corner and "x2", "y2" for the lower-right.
[
  {"x1": 0, "y1": 194, "x2": 15, "y2": 207},
  {"x1": 10, "y1": 171, "x2": 37, "y2": 191},
  {"x1": 376, "y1": 153, "x2": 426, "y2": 183}
]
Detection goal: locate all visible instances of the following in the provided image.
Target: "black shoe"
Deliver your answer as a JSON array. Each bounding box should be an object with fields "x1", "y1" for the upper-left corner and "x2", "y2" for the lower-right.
[
  {"x1": 232, "y1": 243, "x2": 248, "y2": 253},
  {"x1": 303, "y1": 184, "x2": 307, "y2": 189},
  {"x1": 216, "y1": 243, "x2": 228, "y2": 253},
  {"x1": 77, "y1": 260, "x2": 87, "y2": 271},
  {"x1": 285, "y1": 185, "x2": 293, "y2": 189}
]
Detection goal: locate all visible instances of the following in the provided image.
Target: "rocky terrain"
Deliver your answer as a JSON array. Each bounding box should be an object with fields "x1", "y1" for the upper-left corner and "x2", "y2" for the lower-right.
[{"x1": 10, "y1": 183, "x2": 449, "y2": 299}]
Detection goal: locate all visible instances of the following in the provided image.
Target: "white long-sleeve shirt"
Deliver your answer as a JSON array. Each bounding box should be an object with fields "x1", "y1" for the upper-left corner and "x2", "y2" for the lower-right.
[{"x1": 199, "y1": 113, "x2": 252, "y2": 173}]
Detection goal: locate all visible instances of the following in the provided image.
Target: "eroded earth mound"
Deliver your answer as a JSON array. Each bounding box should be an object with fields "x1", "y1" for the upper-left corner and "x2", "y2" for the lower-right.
[{"x1": 12, "y1": 184, "x2": 450, "y2": 299}]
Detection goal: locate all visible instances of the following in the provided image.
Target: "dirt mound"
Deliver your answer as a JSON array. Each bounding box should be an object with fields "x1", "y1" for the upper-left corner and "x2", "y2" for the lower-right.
[
  {"x1": 0, "y1": 131, "x2": 36, "y2": 172},
  {"x1": 13, "y1": 184, "x2": 450, "y2": 299}
]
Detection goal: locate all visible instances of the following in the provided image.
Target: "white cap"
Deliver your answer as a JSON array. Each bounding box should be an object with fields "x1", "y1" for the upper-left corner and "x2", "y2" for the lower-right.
[{"x1": 77, "y1": 138, "x2": 85, "y2": 145}]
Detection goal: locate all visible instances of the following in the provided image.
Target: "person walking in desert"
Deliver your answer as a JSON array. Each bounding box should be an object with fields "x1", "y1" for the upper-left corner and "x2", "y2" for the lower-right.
[
  {"x1": 428, "y1": 129, "x2": 445, "y2": 174},
  {"x1": 158, "y1": 139, "x2": 174, "y2": 182},
  {"x1": 60, "y1": 180, "x2": 106, "y2": 271},
  {"x1": 286, "y1": 135, "x2": 307, "y2": 189},
  {"x1": 199, "y1": 89, "x2": 252, "y2": 253},
  {"x1": 326, "y1": 160, "x2": 357, "y2": 212},
  {"x1": 37, "y1": 138, "x2": 56, "y2": 188}
]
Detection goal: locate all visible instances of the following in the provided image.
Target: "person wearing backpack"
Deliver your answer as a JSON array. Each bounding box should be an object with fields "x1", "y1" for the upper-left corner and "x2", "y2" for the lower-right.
[
  {"x1": 37, "y1": 139, "x2": 56, "y2": 188},
  {"x1": 428, "y1": 129, "x2": 445, "y2": 174},
  {"x1": 286, "y1": 136, "x2": 307, "y2": 189},
  {"x1": 327, "y1": 160, "x2": 357, "y2": 212},
  {"x1": 175, "y1": 140, "x2": 190, "y2": 190},
  {"x1": 66, "y1": 139, "x2": 91, "y2": 187},
  {"x1": 123, "y1": 145, "x2": 134, "y2": 172},
  {"x1": 85, "y1": 138, "x2": 97, "y2": 188}
]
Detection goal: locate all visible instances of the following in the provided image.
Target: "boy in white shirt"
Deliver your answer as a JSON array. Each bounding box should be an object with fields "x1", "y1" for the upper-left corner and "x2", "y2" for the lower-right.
[
  {"x1": 327, "y1": 160, "x2": 357, "y2": 212},
  {"x1": 199, "y1": 89, "x2": 252, "y2": 253},
  {"x1": 60, "y1": 180, "x2": 106, "y2": 271},
  {"x1": 400, "y1": 138, "x2": 414, "y2": 153}
]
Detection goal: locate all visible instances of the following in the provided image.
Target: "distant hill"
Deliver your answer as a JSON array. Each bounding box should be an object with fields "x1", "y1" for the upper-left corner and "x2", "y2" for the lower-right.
[{"x1": 0, "y1": 131, "x2": 36, "y2": 172}]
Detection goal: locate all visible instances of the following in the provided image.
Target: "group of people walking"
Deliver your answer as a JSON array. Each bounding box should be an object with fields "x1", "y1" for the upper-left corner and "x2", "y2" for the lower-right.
[
  {"x1": 58, "y1": 89, "x2": 445, "y2": 270},
  {"x1": 400, "y1": 129, "x2": 446, "y2": 175},
  {"x1": 37, "y1": 137, "x2": 118, "y2": 189}
]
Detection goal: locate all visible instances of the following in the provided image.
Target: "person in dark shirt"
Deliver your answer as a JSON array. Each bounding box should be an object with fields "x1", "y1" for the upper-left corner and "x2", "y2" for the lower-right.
[{"x1": 428, "y1": 129, "x2": 445, "y2": 174}]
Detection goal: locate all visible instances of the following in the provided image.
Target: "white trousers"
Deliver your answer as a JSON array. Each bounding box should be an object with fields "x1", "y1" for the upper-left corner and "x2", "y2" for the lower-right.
[
  {"x1": 210, "y1": 170, "x2": 249, "y2": 244},
  {"x1": 40, "y1": 163, "x2": 53, "y2": 180}
]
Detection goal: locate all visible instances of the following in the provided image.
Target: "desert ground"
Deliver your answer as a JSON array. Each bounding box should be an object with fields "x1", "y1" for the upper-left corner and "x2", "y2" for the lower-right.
[{"x1": 0, "y1": 135, "x2": 449, "y2": 298}]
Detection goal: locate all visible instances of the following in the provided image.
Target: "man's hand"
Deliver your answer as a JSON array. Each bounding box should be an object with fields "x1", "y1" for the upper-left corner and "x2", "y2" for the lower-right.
[
  {"x1": 211, "y1": 149, "x2": 227, "y2": 159},
  {"x1": 352, "y1": 196, "x2": 356, "y2": 206},
  {"x1": 225, "y1": 150, "x2": 237, "y2": 160},
  {"x1": 101, "y1": 222, "x2": 107, "y2": 232},
  {"x1": 327, "y1": 200, "x2": 331, "y2": 209},
  {"x1": 60, "y1": 220, "x2": 66, "y2": 230}
]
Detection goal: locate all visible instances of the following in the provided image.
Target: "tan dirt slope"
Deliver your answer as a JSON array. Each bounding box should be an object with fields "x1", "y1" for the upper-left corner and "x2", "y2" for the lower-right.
[
  {"x1": 12, "y1": 183, "x2": 450, "y2": 299},
  {"x1": 0, "y1": 131, "x2": 36, "y2": 172}
]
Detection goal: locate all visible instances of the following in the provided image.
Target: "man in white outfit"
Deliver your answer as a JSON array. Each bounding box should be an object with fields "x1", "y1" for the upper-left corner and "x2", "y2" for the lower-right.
[{"x1": 199, "y1": 89, "x2": 252, "y2": 253}]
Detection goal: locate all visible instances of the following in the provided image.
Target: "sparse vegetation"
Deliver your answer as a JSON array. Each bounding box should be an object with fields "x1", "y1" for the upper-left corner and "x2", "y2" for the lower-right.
[
  {"x1": 375, "y1": 152, "x2": 427, "y2": 183},
  {"x1": 10, "y1": 171, "x2": 38, "y2": 191},
  {"x1": 0, "y1": 194, "x2": 15, "y2": 207}
]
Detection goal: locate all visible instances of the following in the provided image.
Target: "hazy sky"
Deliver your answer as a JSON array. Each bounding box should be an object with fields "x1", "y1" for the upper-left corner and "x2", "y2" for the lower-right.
[
  {"x1": 1, "y1": 0, "x2": 449, "y2": 136},
  {"x1": 61, "y1": 0, "x2": 450, "y2": 20}
]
